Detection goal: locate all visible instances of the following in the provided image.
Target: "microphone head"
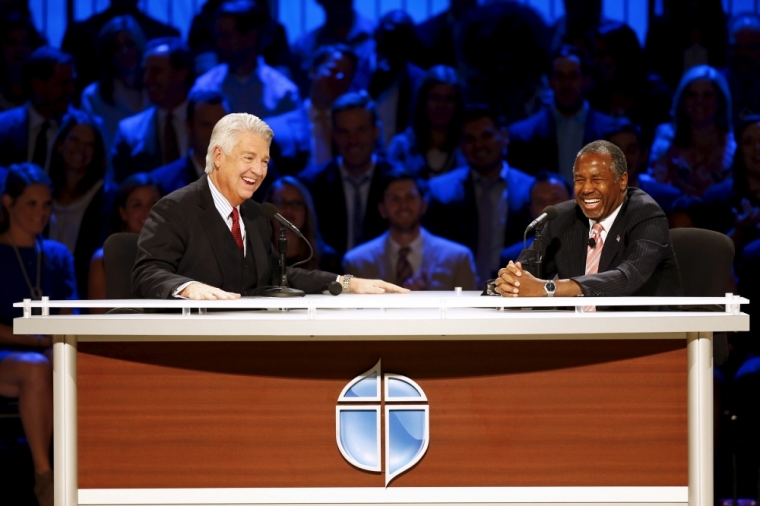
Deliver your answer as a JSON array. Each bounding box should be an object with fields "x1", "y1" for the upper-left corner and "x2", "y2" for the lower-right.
[
  {"x1": 543, "y1": 205, "x2": 558, "y2": 220},
  {"x1": 588, "y1": 237, "x2": 596, "y2": 248},
  {"x1": 260, "y1": 202, "x2": 278, "y2": 219}
]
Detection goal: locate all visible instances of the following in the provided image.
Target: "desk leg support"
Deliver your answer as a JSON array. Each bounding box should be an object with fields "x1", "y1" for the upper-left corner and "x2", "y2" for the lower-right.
[
  {"x1": 688, "y1": 331, "x2": 713, "y2": 506},
  {"x1": 54, "y1": 335, "x2": 78, "y2": 506}
]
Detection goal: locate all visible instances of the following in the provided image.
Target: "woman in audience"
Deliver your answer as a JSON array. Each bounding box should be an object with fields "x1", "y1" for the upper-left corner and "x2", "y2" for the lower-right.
[
  {"x1": 649, "y1": 65, "x2": 735, "y2": 197},
  {"x1": 263, "y1": 176, "x2": 340, "y2": 273},
  {"x1": 387, "y1": 65, "x2": 466, "y2": 179},
  {"x1": 80, "y1": 15, "x2": 147, "y2": 145},
  {"x1": 0, "y1": 163, "x2": 77, "y2": 506},
  {"x1": 0, "y1": 12, "x2": 44, "y2": 111},
  {"x1": 88, "y1": 173, "x2": 160, "y2": 311},
  {"x1": 48, "y1": 111, "x2": 115, "y2": 299},
  {"x1": 703, "y1": 115, "x2": 760, "y2": 249}
]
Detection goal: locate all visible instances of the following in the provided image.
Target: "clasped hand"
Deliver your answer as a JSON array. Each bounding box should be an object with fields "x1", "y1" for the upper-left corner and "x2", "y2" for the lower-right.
[{"x1": 493, "y1": 261, "x2": 546, "y2": 297}]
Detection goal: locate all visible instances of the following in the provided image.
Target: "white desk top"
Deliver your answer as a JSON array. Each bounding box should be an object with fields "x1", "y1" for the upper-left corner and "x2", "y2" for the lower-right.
[{"x1": 13, "y1": 292, "x2": 750, "y2": 340}]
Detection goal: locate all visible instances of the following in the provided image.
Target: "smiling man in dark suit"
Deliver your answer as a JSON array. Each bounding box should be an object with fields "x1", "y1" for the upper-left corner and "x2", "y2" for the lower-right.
[
  {"x1": 493, "y1": 140, "x2": 682, "y2": 299},
  {"x1": 133, "y1": 112, "x2": 406, "y2": 300}
]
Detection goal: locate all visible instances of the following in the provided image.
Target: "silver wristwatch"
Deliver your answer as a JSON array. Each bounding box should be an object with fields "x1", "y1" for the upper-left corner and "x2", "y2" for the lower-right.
[
  {"x1": 544, "y1": 280, "x2": 556, "y2": 297},
  {"x1": 342, "y1": 274, "x2": 353, "y2": 294}
]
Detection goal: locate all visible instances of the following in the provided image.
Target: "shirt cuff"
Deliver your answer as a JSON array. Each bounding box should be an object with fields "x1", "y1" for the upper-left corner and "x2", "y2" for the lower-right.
[{"x1": 172, "y1": 281, "x2": 195, "y2": 299}]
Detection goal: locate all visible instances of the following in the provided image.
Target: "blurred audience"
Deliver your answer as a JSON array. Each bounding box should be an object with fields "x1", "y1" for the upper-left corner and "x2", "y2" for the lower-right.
[
  {"x1": 508, "y1": 45, "x2": 615, "y2": 179},
  {"x1": 368, "y1": 10, "x2": 425, "y2": 148},
  {"x1": 0, "y1": 46, "x2": 77, "y2": 170},
  {"x1": 0, "y1": 12, "x2": 44, "y2": 111},
  {"x1": 0, "y1": 163, "x2": 77, "y2": 506},
  {"x1": 80, "y1": 15, "x2": 148, "y2": 147},
  {"x1": 605, "y1": 119, "x2": 682, "y2": 212},
  {"x1": 150, "y1": 89, "x2": 230, "y2": 195},
  {"x1": 649, "y1": 65, "x2": 735, "y2": 196},
  {"x1": 425, "y1": 105, "x2": 534, "y2": 286},
  {"x1": 645, "y1": 0, "x2": 728, "y2": 90},
  {"x1": 88, "y1": 172, "x2": 160, "y2": 311},
  {"x1": 298, "y1": 91, "x2": 394, "y2": 259},
  {"x1": 416, "y1": 0, "x2": 476, "y2": 69},
  {"x1": 344, "y1": 168, "x2": 477, "y2": 290},
  {"x1": 500, "y1": 171, "x2": 572, "y2": 265},
  {"x1": 292, "y1": 0, "x2": 375, "y2": 93},
  {"x1": 266, "y1": 44, "x2": 357, "y2": 174},
  {"x1": 192, "y1": 0, "x2": 299, "y2": 118},
  {"x1": 724, "y1": 13, "x2": 760, "y2": 121},
  {"x1": 62, "y1": 0, "x2": 179, "y2": 91},
  {"x1": 387, "y1": 65, "x2": 466, "y2": 179},
  {"x1": 263, "y1": 175, "x2": 340, "y2": 273},
  {"x1": 111, "y1": 37, "x2": 195, "y2": 183},
  {"x1": 47, "y1": 111, "x2": 115, "y2": 299}
]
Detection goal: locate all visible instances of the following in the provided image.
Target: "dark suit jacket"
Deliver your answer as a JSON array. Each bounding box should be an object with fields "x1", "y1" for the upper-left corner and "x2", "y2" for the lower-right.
[
  {"x1": 0, "y1": 105, "x2": 28, "y2": 167},
  {"x1": 132, "y1": 176, "x2": 337, "y2": 299},
  {"x1": 150, "y1": 155, "x2": 200, "y2": 196},
  {"x1": 266, "y1": 105, "x2": 312, "y2": 176},
  {"x1": 516, "y1": 187, "x2": 682, "y2": 297},
  {"x1": 112, "y1": 106, "x2": 175, "y2": 183},
  {"x1": 297, "y1": 158, "x2": 394, "y2": 258},
  {"x1": 507, "y1": 107, "x2": 617, "y2": 175},
  {"x1": 423, "y1": 165, "x2": 535, "y2": 257}
]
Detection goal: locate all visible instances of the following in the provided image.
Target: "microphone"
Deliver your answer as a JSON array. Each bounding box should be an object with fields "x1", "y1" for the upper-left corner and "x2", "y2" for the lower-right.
[
  {"x1": 525, "y1": 205, "x2": 558, "y2": 233},
  {"x1": 588, "y1": 237, "x2": 596, "y2": 248},
  {"x1": 261, "y1": 203, "x2": 306, "y2": 239}
]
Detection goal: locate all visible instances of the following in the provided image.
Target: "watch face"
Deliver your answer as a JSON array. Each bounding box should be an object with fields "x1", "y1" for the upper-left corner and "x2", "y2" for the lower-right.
[{"x1": 546, "y1": 281, "x2": 556, "y2": 292}]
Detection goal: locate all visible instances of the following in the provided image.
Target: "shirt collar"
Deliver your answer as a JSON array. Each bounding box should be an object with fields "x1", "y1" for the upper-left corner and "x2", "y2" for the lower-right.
[
  {"x1": 552, "y1": 100, "x2": 589, "y2": 125},
  {"x1": 157, "y1": 100, "x2": 187, "y2": 122},
  {"x1": 387, "y1": 229, "x2": 424, "y2": 256},
  {"x1": 589, "y1": 198, "x2": 624, "y2": 234},
  {"x1": 471, "y1": 161, "x2": 510, "y2": 185},
  {"x1": 339, "y1": 155, "x2": 376, "y2": 181},
  {"x1": 28, "y1": 103, "x2": 56, "y2": 130},
  {"x1": 207, "y1": 174, "x2": 238, "y2": 215}
]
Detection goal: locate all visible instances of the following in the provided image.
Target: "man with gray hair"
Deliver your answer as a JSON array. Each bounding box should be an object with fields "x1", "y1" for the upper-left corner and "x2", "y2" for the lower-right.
[
  {"x1": 491, "y1": 139, "x2": 682, "y2": 300},
  {"x1": 133, "y1": 112, "x2": 407, "y2": 299}
]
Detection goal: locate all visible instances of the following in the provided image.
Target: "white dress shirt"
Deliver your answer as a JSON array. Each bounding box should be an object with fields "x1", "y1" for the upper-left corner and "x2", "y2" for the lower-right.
[{"x1": 588, "y1": 200, "x2": 623, "y2": 245}]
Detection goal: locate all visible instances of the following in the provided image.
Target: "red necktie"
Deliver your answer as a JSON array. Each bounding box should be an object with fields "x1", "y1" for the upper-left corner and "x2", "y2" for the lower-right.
[
  {"x1": 230, "y1": 208, "x2": 244, "y2": 253},
  {"x1": 584, "y1": 222, "x2": 604, "y2": 312}
]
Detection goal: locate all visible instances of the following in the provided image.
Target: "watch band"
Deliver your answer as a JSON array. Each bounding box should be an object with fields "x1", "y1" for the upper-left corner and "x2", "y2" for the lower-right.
[{"x1": 342, "y1": 274, "x2": 353, "y2": 294}]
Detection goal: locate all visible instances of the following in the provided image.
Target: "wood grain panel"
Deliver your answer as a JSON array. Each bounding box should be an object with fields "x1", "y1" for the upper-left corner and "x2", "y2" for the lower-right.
[{"x1": 77, "y1": 340, "x2": 687, "y2": 489}]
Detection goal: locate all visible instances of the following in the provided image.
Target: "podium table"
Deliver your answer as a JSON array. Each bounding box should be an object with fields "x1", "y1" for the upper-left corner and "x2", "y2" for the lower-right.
[{"x1": 14, "y1": 292, "x2": 750, "y2": 506}]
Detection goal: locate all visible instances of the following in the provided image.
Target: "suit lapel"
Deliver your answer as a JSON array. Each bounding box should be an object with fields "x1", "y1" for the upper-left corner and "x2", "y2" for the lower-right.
[
  {"x1": 598, "y1": 194, "x2": 630, "y2": 272},
  {"x1": 566, "y1": 207, "x2": 589, "y2": 277},
  {"x1": 197, "y1": 178, "x2": 237, "y2": 284}
]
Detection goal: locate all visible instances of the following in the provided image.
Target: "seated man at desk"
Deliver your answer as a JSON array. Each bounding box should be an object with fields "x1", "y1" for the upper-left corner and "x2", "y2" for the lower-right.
[
  {"x1": 133, "y1": 112, "x2": 407, "y2": 299},
  {"x1": 492, "y1": 140, "x2": 682, "y2": 300}
]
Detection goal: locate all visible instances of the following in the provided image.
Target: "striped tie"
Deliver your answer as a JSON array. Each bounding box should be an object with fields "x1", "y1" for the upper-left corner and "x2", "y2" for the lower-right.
[
  {"x1": 583, "y1": 222, "x2": 604, "y2": 312},
  {"x1": 396, "y1": 247, "x2": 413, "y2": 286}
]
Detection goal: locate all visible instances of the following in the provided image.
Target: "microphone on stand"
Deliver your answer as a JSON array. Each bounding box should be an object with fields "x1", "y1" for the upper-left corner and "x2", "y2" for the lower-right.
[
  {"x1": 258, "y1": 203, "x2": 312, "y2": 298},
  {"x1": 523, "y1": 206, "x2": 558, "y2": 280}
]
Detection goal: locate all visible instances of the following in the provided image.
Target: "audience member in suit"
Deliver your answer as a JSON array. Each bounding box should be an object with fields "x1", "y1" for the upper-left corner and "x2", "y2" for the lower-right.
[
  {"x1": 368, "y1": 10, "x2": 425, "y2": 148},
  {"x1": 192, "y1": 0, "x2": 299, "y2": 119},
  {"x1": 493, "y1": 140, "x2": 682, "y2": 299},
  {"x1": 0, "y1": 46, "x2": 77, "y2": 171},
  {"x1": 80, "y1": 15, "x2": 149, "y2": 148},
  {"x1": 604, "y1": 120, "x2": 681, "y2": 213},
  {"x1": 266, "y1": 44, "x2": 357, "y2": 175},
  {"x1": 88, "y1": 172, "x2": 160, "y2": 312},
  {"x1": 0, "y1": 164, "x2": 77, "y2": 506},
  {"x1": 344, "y1": 169, "x2": 477, "y2": 291},
  {"x1": 292, "y1": 0, "x2": 375, "y2": 93},
  {"x1": 416, "y1": 0, "x2": 477, "y2": 69},
  {"x1": 0, "y1": 12, "x2": 44, "y2": 112},
  {"x1": 424, "y1": 105, "x2": 535, "y2": 286},
  {"x1": 263, "y1": 176, "x2": 341, "y2": 273},
  {"x1": 150, "y1": 89, "x2": 231, "y2": 196},
  {"x1": 500, "y1": 171, "x2": 572, "y2": 267},
  {"x1": 47, "y1": 111, "x2": 115, "y2": 300},
  {"x1": 387, "y1": 65, "x2": 467, "y2": 180},
  {"x1": 507, "y1": 45, "x2": 616, "y2": 180},
  {"x1": 132, "y1": 112, "x2": 407, "y2": 300},
  {"x1": 298, "y1": 91, "x2": 396, "y2": 259},
  {"x1": 61, "y1": 0, "x2": 180, "y2": 92},
  {"x1": 724, "y1": 14, "x2": 760, "y2": 120},
  {"x1": 111, "y1": 38, "x2": 196, "y2": 183},
  {"x1": 649, "y1": 65, "x2": 735, "y2": 197}
]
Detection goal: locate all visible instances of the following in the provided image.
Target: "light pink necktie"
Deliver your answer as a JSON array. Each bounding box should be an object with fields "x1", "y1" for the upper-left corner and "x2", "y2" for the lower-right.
[{"x1": 583, "y1": 222, "x2": 604, "y2": 312}]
